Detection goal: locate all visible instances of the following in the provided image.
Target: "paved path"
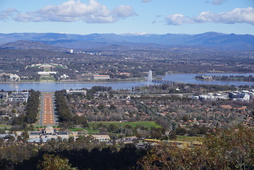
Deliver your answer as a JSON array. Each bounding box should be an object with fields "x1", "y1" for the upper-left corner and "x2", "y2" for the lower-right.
[{"x1": 41, "y1": 92, "x2": 55, "y2": 126}]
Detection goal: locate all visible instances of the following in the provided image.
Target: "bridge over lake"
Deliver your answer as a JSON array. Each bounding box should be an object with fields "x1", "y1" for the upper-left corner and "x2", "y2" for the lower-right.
[{"x1": 152, "y1": 79, "x2": 176, "y2": 84}]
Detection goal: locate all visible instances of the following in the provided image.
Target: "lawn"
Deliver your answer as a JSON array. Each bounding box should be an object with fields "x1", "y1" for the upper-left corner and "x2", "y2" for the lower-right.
[
  {"x1": 88, "y1": 121, "x2": 161, "y2": 129},
  {"x1": 0, "y1": 124, "x2": 12, "y2": 129},
  {"x1": 70, "y1": 128, "x2": 85, "y2": 131},
  {"x1": 35, "y1": 125, "x2": 47, "y2": 129},
  {"x1": 69, "y1": 128, "x2": 99, "y2": 134},
  {"x1": 40, "y1": 76, "x2": 56, "y2": 82}
]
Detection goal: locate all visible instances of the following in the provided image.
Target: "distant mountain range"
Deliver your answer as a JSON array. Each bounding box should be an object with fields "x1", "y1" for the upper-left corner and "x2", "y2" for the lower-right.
[
  {"x1": 0, "y1": 32, "x2": 254, "y2": 51},
  {"x1": 0, "y1": 40, "x2": 64, "y2": 51}
]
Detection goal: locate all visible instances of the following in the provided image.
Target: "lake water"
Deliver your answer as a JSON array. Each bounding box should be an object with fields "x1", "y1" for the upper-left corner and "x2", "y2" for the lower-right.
[
  {"x1": 163, "y1": 73, "x2": 254, "y2": 86},
  {"x1": 0, "y1": 81, "x2": 149, "y2": 92},
  {"x1": 1, "y1": 73, "x2": 254, "y2": 92}
]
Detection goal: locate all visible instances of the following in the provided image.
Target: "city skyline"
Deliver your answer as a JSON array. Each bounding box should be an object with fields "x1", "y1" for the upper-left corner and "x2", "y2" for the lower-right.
[{"x1": 0, "y1": 0, "x2": 253, "y2": 35}]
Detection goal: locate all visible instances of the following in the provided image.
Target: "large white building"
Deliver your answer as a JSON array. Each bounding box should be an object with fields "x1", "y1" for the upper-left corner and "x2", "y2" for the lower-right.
[
  {"x1": 28, "y1": 126, "x2": 69, "y2": 142},
  {"x1": 8, "y1": 92, "x2": 29, "y2": 103},
  {"x1": 38, "y1": 71, "x2": 57, "y2": 75},
  {"x1": 10, "y1": 74, "x2": 21, "y2": 81},
  {"x1": 0, "y1": 73, "x2": 20, "y2": 81}
]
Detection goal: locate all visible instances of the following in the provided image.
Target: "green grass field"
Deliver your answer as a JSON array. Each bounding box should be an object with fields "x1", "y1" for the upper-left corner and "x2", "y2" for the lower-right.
[
  {"x1": 33, "y1": 121, "x2": 160, "y2": 134},
  {"x1": 88, "y1": 121, "x2": 161, "y2": 129},
  {"x1": 70, "y1": 128, "x2": 99, "y2": 133},
  {"x1": 0, "y1": 124, "x2": 12, "y2": 129},
  {"x1": 35, "y1": 125, "x2": 46, "y2": 129},
  {"x1": 40, "y1": 75, "x2": 56, "y2": 82},
  {"x1": 70, "y1": 121, "x2": 160, "y2": 134}
]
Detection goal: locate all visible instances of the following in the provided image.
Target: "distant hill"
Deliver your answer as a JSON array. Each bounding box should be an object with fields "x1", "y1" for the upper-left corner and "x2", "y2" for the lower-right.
[
  {"x1": 0, "y1": 40, "x2": 65, "y2": 51},
  {"x1": 0, "y1": 32, "x2": 253, "y2": 51}
]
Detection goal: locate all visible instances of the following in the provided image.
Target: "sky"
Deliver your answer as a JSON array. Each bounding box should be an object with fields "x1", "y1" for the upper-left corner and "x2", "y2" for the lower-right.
[{"x1": 0, "y1": 0, "x2": 253, "y2": 35}]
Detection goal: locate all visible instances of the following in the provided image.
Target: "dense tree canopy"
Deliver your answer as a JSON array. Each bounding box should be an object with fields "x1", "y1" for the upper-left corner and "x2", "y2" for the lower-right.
[
  {"x1": 55, "y1": 90, "x2": 88, "y2": 128},
  {"x1": 12, "y1": 90, "x2": 40, "y2": 126},
  {"x1": 138, "y1": 126, "x2": 254, "y2": 169},
  {"x1": 0, "y1": 126, "x2": 253, "y2": 169}
]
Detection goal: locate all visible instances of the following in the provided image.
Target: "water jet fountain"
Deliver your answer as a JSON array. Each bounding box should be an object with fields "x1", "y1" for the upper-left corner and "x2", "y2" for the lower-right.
[{"x1": 147, "y1": 70, "x2": 153, "y2": 85}]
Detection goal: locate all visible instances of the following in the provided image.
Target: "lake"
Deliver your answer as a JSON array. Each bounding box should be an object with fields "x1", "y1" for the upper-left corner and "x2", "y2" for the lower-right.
[
  {"x1": 1, "y1": 73, "x2": 254, "y2": 92},
  {"x1": 163, "y1": 73, "x2": 254, "y2": 86},
  {"x1": 0, "y1": 81, "x2": 149, "y2": 92}
]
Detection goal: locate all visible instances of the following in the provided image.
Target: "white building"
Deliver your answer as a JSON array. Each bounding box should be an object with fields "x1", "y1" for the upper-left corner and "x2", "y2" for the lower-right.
[
  {"x1": 66, "y1": 89, "x2": 87, "y2": 95},
  {"x1": 93, "y1": 75, "x2": 110, "y2": 80},
  {"x1": 60, "y1": 74, "x2": 69, "y2": 79},
  {"x1": 29, "y1": 126, "x2": 69, "y2": 140},
  {"x1": 38, "y1": 71, "x2": 57, "y2": 75},
  {"x1": 0, "y1": 73, "x2": 20, "y2": 81},
  {"x1": 9, "y1": 74, "x2": 20, "y2": 81},
  {"x1": 92, "y1": 135, "x2": 111, "y2": 142},
  {"x1": 69, "y1": 49, "x2": 74, "y2": 54},
  {"x1": 233, "y1": 93, "x2": 251, "y2": 101},
  {"x1": 8, "y1": 92, "x2": 29, "y2": 103}
]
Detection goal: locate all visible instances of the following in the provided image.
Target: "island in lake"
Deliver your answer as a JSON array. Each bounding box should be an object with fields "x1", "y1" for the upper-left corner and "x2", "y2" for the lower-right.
[{"x1": 195, "y1": 75, "x2": 254, "y2": 82}]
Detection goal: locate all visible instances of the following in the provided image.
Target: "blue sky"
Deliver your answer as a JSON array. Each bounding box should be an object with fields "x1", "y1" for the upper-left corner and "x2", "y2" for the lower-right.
[{"x1": 0, "y1": 0, "x2": 253, "y2": 35}]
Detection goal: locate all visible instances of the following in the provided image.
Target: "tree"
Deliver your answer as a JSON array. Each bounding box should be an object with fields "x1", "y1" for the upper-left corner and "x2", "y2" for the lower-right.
[
  {"x1": 175, "y1": 127, "x2": 187, "y2": 135},
  {"x1": 150, "y1": 127, "x2": 163, "y2": 139},
  {"x1": 8, "y1": 136, "x2": 15, "y2": 144},
  {"x1": 109, "y1": 104, "x2": 117, "y2": 110},
  {"x1": 21, "y1": 130, "x2": 29, "y2": 142},
  {"x1": 0, "y1": 138, "x2": 4, "y2": 147},
  {"x1": 37, "y1": 154, "x2": 77, "y2": 170},
  {"x1": 98, "y1": 104, "x2": 105, "y2": 111},
  {"x1": 12, "y1": 90, "x2": 40, "y2": 126},
  {"x1": 108, "y1": 124, "x2": 118, "y2": 132},
  {"x1": 182, "y1": 115, "x2": 188, "y2": 122},
  {"x1": 203, "y1": 126, "x2": 254, "y2": 169},
  {"x1": 138, "y1": 126, "x2": 254, "y2": 169},
  {"x1": 17, "y1": 136, "x2": 22, "y2": 142},
  {"x1": 169, "y1": 131, "x2": 177, "y2": 140}
]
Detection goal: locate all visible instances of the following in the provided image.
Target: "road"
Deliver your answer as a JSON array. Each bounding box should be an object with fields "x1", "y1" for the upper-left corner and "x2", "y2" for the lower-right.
[{"x1": 41, "y1": 93, "x2": 55, "y2": 126}]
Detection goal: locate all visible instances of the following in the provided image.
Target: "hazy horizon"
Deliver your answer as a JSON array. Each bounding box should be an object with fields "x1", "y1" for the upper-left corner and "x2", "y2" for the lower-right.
[{"x1": 1, "y1": 31, "x2": 253, "y2": 36}]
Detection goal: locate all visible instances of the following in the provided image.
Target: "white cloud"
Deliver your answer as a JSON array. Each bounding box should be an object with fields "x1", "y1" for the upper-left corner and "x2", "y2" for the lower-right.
[
  {"x1": 166, "y1": 14, "x2": 192, "y2": 25},
  {"x1": 114, "y1": 5, "x2": 135, "y2": 18},
  {"x1": 0, "y1": 8, "x2": 18, "y2": 21},
  {"x1": 0, "y1": 0, "x2": 136, "y2": 23},
  {"x1": 166, "y1": 7, "x2": 254, "y2": 25}
]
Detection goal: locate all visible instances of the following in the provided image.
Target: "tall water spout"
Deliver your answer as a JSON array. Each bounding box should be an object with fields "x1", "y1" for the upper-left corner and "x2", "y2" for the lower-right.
[{"x1": 147, "y1": 70, "x2": 153, "y2": 85}]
